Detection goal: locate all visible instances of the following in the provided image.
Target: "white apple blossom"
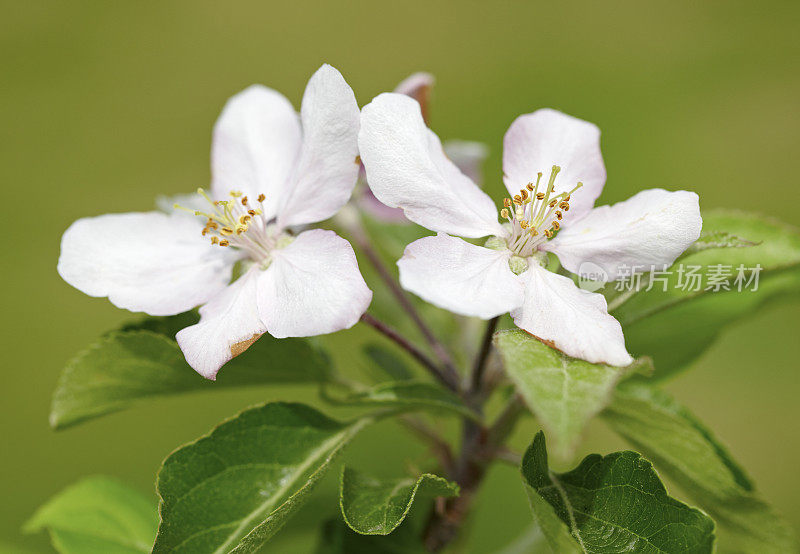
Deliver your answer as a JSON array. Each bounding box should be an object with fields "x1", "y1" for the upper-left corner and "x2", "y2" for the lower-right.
[
  {"x1": 58, "y1": 64, "x2": 372, "y2": 379},
  {"x1": 358, "y1": 72, "x2": 488, "y2": 222},
  {"x1": 358, "y1": 93, "x2": 702, "y2": 366}
]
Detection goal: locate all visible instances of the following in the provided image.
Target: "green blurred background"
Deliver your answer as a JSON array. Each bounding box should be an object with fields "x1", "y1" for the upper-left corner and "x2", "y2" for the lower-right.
[{"x1": 2, "y1": 1, "x2": 799, "y2": 551}]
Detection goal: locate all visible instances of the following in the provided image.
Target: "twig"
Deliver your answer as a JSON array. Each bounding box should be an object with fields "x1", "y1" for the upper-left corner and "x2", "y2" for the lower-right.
[
  {"x1": 349, "y1": 220, "x2": 461, "y2": 389},
  {"x1": 399, "y1": 415, "x2": 456, "y2": 473},
  {"x1": 360, "y1": 313, "x2": 458, "y2": 392},
  {"x1": 468, "y1": 316, "x2": 499, "y2": 395},
  {"x1": 493, "y1": 447, "x2": 522, "y2": 467},
  {"x1": 487, "y1": 394, "x2": 527, "y2": 447}
]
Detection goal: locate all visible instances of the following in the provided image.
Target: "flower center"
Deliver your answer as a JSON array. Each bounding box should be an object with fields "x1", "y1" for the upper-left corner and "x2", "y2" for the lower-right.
[
  {"x1": 498, "y1": 165, "x2": 582, "y2": 257},
  {"x1": 176, "y1": 189, "x2": 290, "y2": 265}
]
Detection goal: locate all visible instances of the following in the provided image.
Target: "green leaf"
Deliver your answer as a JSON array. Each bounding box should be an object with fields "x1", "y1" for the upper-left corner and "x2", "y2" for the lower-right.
[
  {"x1": 363, "y1": 343, "x2": 415, "y2": 382},
  {"x1": 24, "y1": 476, "x2": 157, "y2": 553},
  {"x1": 315, "y1": 519, "x2": 426, "y2": 554},
  {"x1": 51, "y1": 329, "x2": 331, "y2": 429},
  {"x1": 118, "y1": 312, "x2": 200, "y2": 338},
  {"x1": 614, "y1": 210, "x2": 800, "y2": 377},
  {"x1": 603, "y1": 384, "x2": 798, "y2": 553},
  {"x1": 522, "y1": 432, "x2": 715, "y2": 553},
  {"x1": 323, "y1": 380, "x2": 479, "y2": 421},
  {"x1": 680, "y1": 229, "x2": 759, "y2": 255},
  {"x1": 494, "y1": 330, "x2": 636, "y2": 462},
  {"x1": 153, "y1": 402, "x2": 371, "y2": 554},
  {"x1": 339, "y1": 467, "x2": 458, "y2": 535},
  {"x1": 493, "y1": 524, "x2": 549, "y2": 554}
]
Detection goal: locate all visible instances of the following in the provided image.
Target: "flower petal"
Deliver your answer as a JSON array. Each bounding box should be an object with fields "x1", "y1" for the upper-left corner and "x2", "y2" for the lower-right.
[
  {"x1": 256, "y1": 229, "x2": 372, "y2": 337},
  {"x1": 57, "y1": 212, "x2": 236, "y2": 316},
  {"x1": 510, "y1": 264, "x2": 632, "y2": 366},
  {"x1": 503, "y1": 108, "x2": 606, "y2": 223},
  {"x1": 443, "y1": 140, "x2": 489, "y2": 186},
  {"x1": 359, "y1": 93, "x2": 503, "y2": 238},
  {"x1": 211, "y1": 84, "x2": 302, "y2": 220},
  {"x1": 394, "y1": 72, "x2": 434, "y2": 123},
  {"x1": 176, "y1": 269, "x2": 265, "y2": 380},
  {"x1": 397, "y1": 234, "x2": 524, "y2": 319},
  {"x1": 544, "y1": 189, "x2": 702, "y2": 280},
  {"x1": 277, "y1": 65, "x2": 361, "y2": 227}
]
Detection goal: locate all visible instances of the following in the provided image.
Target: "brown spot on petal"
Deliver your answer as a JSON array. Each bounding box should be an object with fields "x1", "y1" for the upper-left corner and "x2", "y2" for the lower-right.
[
  {"x1": 230, "y1": 333, "x2": 262, "y2": 358},
  {"x1": 521, "y1": 329, "x2": 560, "y2": 353}
]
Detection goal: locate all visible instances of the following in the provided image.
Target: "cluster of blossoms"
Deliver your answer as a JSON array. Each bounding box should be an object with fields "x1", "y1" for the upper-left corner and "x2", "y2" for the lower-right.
[{"x1": 58, "y1": 64, "x2": 701, "y2": 378}]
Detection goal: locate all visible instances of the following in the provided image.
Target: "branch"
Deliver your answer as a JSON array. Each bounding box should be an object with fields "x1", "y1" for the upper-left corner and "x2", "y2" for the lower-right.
[
  {"x1": 468, "y1": 316, "x2": 499, "y2": 395},
  {"x1": 360, "y1": 313, "x2": 458, "y2": 392},
  {"x1": 348, "y1": 219, "x2": 462, "y2": 389}
]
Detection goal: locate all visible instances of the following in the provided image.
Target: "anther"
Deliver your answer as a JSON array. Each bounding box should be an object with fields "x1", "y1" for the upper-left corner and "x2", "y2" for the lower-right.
[
  {"x1": 500, "y1": 208, "x2": 509, "y2": 219},
  {"x1": 210, "y1": 236, "x2": 219, "y2": 245},
  {"x1": 221, "y1": 227, "x2": 234, "y2": 236},
  {"x1": 520, "y1": 220, "x2": 529, "y2": 229},
  {"x1": 257, "y1": 194, "x2": 266, "y2": 202},
  {"x1": 552, "y1": 221, "x2": 560, "y2": 230},
  {"x1": 503, "y1": 198, "x2": 512, "y2": 208},
  {"x1": 526, "y1": 182, "x2": 534, "y2": 191},
  {"x1": 241, "y1": 196, "x2": 248, "y2": 206},
  {"x1": 555, "y1": 211, "x2": 563, "y2": 220},
  {"x1": 544, "y1": 229, "x2": 553, "y2": 238},
  {"x1": 549, "y1": 200, "x2": 557, "y2": 208},
  {"x1": 219, "y1": 239, "x2": 230, "y2": 247},
  {"x1": 536, "y1": 192, "x2": 545, "y2": 200},
  {"x1": 513, "y1": 194, "x2": 522, "y2": 204},
  {"x1": 520, "y1": 189, "x2": 529, "y2": 201}
]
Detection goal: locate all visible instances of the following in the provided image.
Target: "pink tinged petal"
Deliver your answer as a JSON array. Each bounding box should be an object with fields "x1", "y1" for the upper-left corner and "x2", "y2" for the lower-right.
[
  {"x1": 544, "y1": 189, "x2": 702, "y2": 281},
  {"x1": 277, "y1": 65, "x2": 361, "y2": 228},
  {"x1": 256, "y1": 229, "x2": 372, "y2": 337},
  {"x1": 510, "y1": 264, "x2": 633, "y2": 366},
  {"x1": 443, "y1": 140, "x2": 489, "y2": 186},
  {"x1": 359, "y1": 187, "x2": 409, "y2": 223},
  {"x1": 397, "y1": 234, "x2": 524, "y2": 319},
  {"x1": 57, "y1": 212, "x2": 237, "y2": 316},
  {"x1": 394, "y1": 72, "x2": 435, "y2": 124},
  {"x1": 359, "y1": 93, "x2": 503, "y2": 238},
  {"x1": 176, "y1": 269, "x2": 266, "y2": 380},
  {"x1": 503, "y1": 108, "x2": 606, "y2": 223},
  {"x1": 211, "y1": 84, "x2": 302, "y2": 220}
]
